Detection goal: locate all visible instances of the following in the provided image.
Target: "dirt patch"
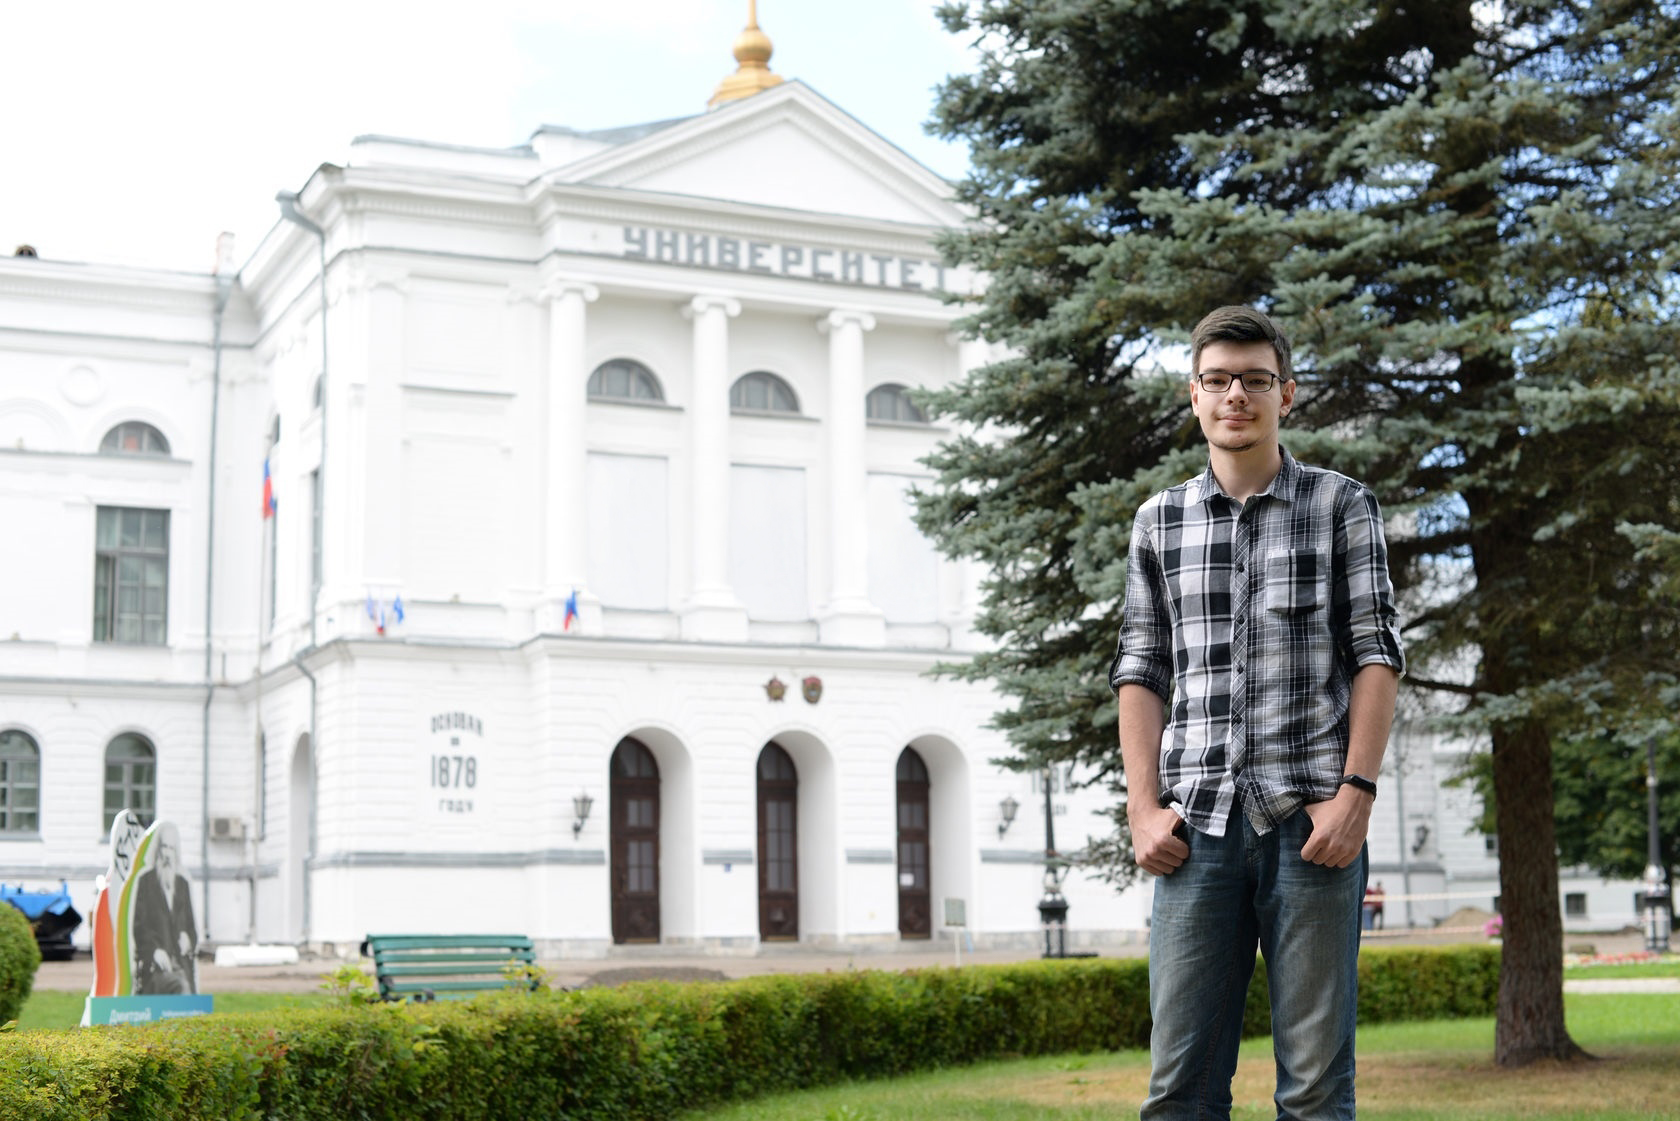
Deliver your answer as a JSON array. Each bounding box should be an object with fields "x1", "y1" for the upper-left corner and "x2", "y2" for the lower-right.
[{"x1": 995, "y1": 1049, "x2": 1676, "y2": 1116}]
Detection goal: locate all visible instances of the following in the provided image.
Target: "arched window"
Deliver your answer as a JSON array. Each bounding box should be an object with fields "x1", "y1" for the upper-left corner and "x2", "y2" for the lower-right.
[
  {"x1": 104, "y1": 733, "x2": 156, "y2": 829},
  {"x1": 588, "y1": 359, "x2": 665, "y2": 403},
  {"x1": 0, "y1": 729, "x2": 40, "y2": 833},
  {"x1": 99, "y1": 422, "x2": 170, "y2": 457},
  {"x1": 730, "y1": 371, "x2": 800, "y2": 415},
  {"x1": 866, "y1": 383, "x2": 928, "y2": 424}
]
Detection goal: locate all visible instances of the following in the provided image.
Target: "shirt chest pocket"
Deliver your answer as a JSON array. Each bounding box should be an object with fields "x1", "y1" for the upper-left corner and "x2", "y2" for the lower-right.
[{"x1": 1265, "y1": 548, "x2": 1325, "y2": 614}]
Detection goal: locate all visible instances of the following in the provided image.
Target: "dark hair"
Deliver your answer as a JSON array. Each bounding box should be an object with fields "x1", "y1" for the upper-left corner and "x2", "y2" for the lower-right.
[{"x1": 1190, "y1": 306, "x2": 1292, "y2": 382}]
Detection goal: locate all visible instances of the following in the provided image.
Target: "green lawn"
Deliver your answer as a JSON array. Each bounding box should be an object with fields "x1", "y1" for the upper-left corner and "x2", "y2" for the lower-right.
[{"x1": 682, "y1": 994, "x2": 1680, "y2": 1121}]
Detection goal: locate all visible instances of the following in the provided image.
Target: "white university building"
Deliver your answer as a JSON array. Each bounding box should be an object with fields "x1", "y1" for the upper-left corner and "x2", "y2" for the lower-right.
[{"x1": 0, "y1": 19, "x2": 1644, "y2": 958}]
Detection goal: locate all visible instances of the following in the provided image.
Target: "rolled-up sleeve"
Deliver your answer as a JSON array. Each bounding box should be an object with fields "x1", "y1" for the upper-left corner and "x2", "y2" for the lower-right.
[
  {"x1": 1334, "y1": 487, "x2": 1406, "y2": 675},
  {"x1": 1110, "y1": 502, "x2": 1173, "y2": 698}
]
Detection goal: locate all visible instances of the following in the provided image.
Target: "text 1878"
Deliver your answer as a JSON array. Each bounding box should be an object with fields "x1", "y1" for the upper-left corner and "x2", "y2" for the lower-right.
[{"x1": 431, "y1": 755, "x2": 477, "y2": 789}]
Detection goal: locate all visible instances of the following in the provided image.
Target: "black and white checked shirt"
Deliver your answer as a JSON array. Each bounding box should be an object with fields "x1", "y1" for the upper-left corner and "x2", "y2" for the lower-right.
[{"x1": 1110, "y1": 448, "x2": 1406, "y2": 837}]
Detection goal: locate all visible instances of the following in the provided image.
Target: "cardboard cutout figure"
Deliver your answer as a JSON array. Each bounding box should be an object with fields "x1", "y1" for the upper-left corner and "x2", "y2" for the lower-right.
[
  {"x1": 84, "y1": 815, "x2": 209, "y2": 1025},
  {"x1": 89, "y1": 810, "x2": 148, "y2": 998},
  {"x1": 125, "y1": 822, "x2": 198, "y2": 994}
]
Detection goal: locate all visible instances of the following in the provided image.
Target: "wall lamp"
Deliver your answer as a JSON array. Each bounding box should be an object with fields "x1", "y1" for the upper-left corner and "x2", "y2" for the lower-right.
[
  {"x1": 1411, "y1": 823, "x2": 1430, "y2": 856},
  {"x1": 997, "y1": 794, "x2": 1020, "y2": 838},
  {"x1": 572, "y1": 791, "x2": 594, "y2": 839}
]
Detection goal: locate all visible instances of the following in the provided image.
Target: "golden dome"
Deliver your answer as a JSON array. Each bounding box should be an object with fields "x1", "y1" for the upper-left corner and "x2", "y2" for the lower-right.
[{"x1": 709, "y1": 1, "x2": 784, "y2": 108}]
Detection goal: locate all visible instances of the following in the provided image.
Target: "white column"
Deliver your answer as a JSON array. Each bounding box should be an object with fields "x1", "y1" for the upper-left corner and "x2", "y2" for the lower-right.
[
  {"x1": 818, "y1": 308, "x2": 885, "y2": 646},
  {"x1": 680, "y1": 294, "x2": 748, "y2": 642},
  {"x1": 540, "y1": 280, "x2": 599, "y2": 633},
  {"x1": 357, "y1": 269, "x2": 408, "y2": 599}
]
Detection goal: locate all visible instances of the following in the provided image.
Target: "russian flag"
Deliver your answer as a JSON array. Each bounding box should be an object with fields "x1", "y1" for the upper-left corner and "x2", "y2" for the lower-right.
[
  {"x1": 262, "y1": 459, "x2": 277, "y2": 519},
  {"x1": 563, "y1": 588, "x2": 579, "y2": 631}
]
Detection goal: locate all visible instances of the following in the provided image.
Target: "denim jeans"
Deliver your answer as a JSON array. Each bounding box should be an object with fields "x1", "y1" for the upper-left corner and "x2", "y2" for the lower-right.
[{"x1": 1143, "y1": 807, "x2": 1366, "y2": 1121}]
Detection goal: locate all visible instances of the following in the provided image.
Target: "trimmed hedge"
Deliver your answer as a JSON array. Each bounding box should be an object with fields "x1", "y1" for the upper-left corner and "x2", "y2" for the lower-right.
[
  {"x1": 0, "y1": 901, "x2": 41, "y2": 1025},
  {"x1": 0, "y1": 946, "x2": 1499, "y2": 1121}
]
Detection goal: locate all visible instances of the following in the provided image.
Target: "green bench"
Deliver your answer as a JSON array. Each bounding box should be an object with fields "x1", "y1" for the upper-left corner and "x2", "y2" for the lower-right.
[{"x1": 359, "y1": 933, "x2": 540, "y2": 1002}]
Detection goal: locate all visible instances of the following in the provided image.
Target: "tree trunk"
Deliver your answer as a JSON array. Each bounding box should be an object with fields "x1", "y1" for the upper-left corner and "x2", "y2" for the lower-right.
[{"x1": 1490, "y1": 718, "x2": 1589, "y2": 1065}]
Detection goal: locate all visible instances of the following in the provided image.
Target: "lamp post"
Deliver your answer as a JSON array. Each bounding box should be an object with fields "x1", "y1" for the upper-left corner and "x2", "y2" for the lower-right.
[
  {"x1": 1037, "y1": 764, "x2": 1068, "y2": 958},
  {"x1": 1643, "y1": 738, "x2": 1671, "y2": 953}
]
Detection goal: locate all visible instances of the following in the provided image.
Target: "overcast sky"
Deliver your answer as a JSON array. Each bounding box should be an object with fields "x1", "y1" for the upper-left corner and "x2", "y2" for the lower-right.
[{"x1": 1, "y1": 1, "x2": 977, "y2": 274}]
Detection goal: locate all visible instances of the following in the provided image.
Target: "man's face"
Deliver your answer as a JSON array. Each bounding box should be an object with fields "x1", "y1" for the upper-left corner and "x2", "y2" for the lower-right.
[
  {"x1": 1190, "y1": 339, "x2": 1295, "y2": 455},
  {"x1": 158, "y1": 836, "x2": 178, "y2": 882}
]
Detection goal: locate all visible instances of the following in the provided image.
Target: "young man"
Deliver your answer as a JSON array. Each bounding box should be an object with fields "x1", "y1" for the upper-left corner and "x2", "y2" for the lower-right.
[{"x1": 1110, "y1": 306, "x2": 1404, "y2": 1120}]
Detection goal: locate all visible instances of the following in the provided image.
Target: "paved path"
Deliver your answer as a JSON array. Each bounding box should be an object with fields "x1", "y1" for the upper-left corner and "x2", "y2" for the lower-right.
[{"x1": 1561, "y1": 978, "x2": 1680, "y2": 994}]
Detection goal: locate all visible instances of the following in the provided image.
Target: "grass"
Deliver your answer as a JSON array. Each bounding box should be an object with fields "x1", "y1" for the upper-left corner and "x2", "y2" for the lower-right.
[{"x1": 681, "y1": 994, "x2": 1680, "y2": 1121}]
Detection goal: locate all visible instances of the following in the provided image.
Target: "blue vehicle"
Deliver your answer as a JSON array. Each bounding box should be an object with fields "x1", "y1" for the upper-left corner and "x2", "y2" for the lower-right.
[{"x1": 1, "y1": 880, "x2": 82, "y2": 960}]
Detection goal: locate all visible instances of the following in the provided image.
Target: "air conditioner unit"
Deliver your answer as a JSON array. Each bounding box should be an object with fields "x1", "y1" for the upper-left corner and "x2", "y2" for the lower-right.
[{"x1": 209, "y1": 816, "x2": 246, "y2": 842}]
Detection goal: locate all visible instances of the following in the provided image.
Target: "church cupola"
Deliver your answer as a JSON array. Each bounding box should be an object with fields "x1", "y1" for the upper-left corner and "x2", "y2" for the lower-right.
[{"x1": 708, "y1": 1, "x2": 784, "y2": 109}]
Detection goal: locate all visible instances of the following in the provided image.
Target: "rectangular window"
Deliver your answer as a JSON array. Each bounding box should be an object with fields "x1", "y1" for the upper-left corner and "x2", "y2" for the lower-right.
[
  {"x1": 94, "y1": 507, "x2": 169, "y2": 644},
  {"x1": 309, "y1": 469, "x2": 323, "y2": 602},
  {"x1": 587, "y1": 453, "x2": 669, "y2": 610},
  {"x1": 1565, "y1": 892, "x2": 1587, "y2": 918},
  {"x1": 728, "y1": 464, "x2": 807, "y2": 621},
  {"x1": 867, "y1": 472, "x2": 941, "y2": 624}
]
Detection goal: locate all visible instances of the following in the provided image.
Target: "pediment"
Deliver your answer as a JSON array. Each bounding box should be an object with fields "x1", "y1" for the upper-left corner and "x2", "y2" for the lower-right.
[{"x1": 547, "y1": 82, "x2": 965, "y2": 229}]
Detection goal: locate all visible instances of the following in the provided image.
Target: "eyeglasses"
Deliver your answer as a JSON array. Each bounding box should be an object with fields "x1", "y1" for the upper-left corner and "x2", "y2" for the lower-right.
[{"x1": 1195, "y1": 371, "x2": 1282, "y2": 394}]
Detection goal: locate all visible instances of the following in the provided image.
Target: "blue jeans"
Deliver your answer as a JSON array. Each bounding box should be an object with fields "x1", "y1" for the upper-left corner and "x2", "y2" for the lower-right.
[{"x1": 1143, "y1": 807, "x2": 1366, "y2": 1121}]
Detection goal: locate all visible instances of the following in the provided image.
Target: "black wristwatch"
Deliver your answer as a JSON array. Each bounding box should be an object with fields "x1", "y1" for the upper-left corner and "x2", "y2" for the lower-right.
[{"x1": 1340, "y1": 773, "x2": 1378, "y2": 798}]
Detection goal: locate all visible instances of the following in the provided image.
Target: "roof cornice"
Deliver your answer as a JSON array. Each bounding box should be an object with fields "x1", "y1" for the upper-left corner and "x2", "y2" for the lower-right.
[{"x1": 0, "y1": 258, "x2": 220, "y2": 313}]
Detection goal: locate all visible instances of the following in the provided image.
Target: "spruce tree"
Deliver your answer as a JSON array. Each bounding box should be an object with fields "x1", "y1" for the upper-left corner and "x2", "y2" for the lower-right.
[{"x1": 922, "y1": 0, "x2": 1680, "y2": 1066}]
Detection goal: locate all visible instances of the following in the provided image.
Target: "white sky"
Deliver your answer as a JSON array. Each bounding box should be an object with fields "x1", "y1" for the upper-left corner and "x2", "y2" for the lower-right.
[{"x1": 0, "y1": 1, "x2": 977, "y2": 273}]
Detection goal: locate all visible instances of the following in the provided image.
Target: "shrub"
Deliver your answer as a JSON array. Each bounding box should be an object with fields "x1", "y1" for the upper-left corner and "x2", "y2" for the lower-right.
[
  {"x1": 0, "y1": 902, "x2": 40, "y2": 1025},
  {"x1": 1358, "y1": 945, "x2": 1501, "y2": 1024},
  {"x1": 0, "y1": 947, "x2": 1499, "y2": 1121}
]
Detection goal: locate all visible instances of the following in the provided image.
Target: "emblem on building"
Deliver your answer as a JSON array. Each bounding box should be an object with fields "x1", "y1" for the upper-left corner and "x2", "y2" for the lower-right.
[
  {"x1": 802, "y1": 675, "x2": 823, "y2": 704},
  {"x1": 764, "y1": 676, "x2": 786, "y2": 702}
]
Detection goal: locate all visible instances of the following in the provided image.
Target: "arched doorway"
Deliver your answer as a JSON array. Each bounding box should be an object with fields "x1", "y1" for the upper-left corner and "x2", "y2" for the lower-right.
[
  {"x1": 756, "y1": 742, "x2": 799, "y2": 940},
  {"x1": 896, "y1": 747, "x2": 931, "y2": 938},
  {"x1": 287, "y1": 734, "x2": 313, "y2": 944},
  {"x1": 610, "y1": 737, "x2": 660, "y2": 943}
]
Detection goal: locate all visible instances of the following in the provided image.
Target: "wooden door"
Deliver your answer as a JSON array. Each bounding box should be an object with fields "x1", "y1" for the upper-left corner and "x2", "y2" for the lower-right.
[
  {"x1": 610, "y1": 737, "x2": 660, "y2": 943},
  {"x1": 896, "y1": 747, "x2": 931, "y2": 938},
  {"x1": 756, "y1": 743, "x2": 799, "y2": 940}
]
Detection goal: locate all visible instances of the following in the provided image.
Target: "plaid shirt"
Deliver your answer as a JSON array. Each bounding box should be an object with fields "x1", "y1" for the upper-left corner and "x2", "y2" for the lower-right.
[{"x1": 1110, "y1": 448, "x2": 1406, "y2": 837}]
